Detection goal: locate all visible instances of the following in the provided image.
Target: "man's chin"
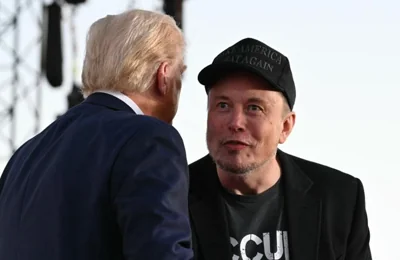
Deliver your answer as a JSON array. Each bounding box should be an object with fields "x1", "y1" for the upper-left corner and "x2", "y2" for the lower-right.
[{"x1": 214, "y1": 158, "x2": 256, "y2": 175}]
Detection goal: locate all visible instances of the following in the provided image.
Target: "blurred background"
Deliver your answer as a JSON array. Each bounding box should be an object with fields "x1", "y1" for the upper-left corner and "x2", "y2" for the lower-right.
[{"x1": 0, "y1": 0, "x2": 399, "y2": 258}]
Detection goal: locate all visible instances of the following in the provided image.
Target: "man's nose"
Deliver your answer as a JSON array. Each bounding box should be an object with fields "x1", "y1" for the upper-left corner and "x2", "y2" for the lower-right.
[{"x1": 228, "y1": 110, "x2": 246, "y2": 132}]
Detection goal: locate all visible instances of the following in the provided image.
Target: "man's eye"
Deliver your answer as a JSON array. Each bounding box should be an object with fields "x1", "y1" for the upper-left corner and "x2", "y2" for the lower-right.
[
  {"x1": 217, "y1": 102, "x2": 229, "y2": 109},
  {"x1": 248, "y1": 105, "x2": 262, "y2": 111}
]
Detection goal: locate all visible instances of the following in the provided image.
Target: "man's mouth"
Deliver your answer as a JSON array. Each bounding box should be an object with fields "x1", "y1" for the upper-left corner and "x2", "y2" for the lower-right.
[
  {"x1": 223, "y1": 140, "x2": 249, "y2": 146},
  {"x1": 222, "y1": 140, "x2": 250, "y2": 151}
]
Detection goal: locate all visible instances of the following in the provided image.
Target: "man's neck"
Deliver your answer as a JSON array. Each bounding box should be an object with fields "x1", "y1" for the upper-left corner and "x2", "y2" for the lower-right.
[
  {"x1": 125, "y1": 92, "x2": 154, "y2": 115},
  {"x1": 217, "y1": 157, "x2": 281, "y2": 195},
  {"x1": 125, "y1": 92, "x2": 173, "y2": 123}
]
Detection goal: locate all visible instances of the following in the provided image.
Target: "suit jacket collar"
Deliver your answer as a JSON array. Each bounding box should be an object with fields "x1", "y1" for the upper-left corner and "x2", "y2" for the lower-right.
[
  {"x1": 84, "y1": 92, "x2": 136, "y2": 113},
  {"x1": 189, "y1": 149, "x2": 322, "y2": 260}
]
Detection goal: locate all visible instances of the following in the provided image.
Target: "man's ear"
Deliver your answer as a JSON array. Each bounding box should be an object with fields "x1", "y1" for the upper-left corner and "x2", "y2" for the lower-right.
[
  {"x1": 156, "y1": 62, "x2": 170, "y2": 96},
  {"x1": 279, "y1": 111, "x2": 296, "y2": 144}
]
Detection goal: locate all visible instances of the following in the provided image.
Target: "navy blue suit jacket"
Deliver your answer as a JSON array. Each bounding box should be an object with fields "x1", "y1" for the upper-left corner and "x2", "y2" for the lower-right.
[{"x1": 0, "y1": 93, "x2": 193, "y2": 260}]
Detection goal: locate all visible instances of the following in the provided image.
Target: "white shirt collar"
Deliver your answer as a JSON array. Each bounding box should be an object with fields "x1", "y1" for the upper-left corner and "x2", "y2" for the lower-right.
[{"x1": 93, "y1": 90, "x2": 144, "y2": 115}]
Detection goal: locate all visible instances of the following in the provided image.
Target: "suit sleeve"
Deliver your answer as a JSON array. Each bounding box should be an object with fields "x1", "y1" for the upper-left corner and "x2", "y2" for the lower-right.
[
  {"x1": 0, "y1": 166, "x2": 8, "y2": 197},
  {"x1": 111, "y1": 121, "x2": 193, "y2": 260},
  {"x1": 0, "y1": 151, "x2": 18, "y2": 197},
  {"x1": 346, "y1": 178, "x2": 372, "y2": 260}
]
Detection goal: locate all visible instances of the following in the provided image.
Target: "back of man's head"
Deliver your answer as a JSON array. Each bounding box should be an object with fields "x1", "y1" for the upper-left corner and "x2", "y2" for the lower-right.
[{"x1": 81, "y1": 9, "x2": 185, "y2": 97}]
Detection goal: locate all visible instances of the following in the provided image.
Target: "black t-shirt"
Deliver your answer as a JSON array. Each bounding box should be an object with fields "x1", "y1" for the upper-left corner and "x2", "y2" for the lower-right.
[{"x1": 220, "y1": 179, "x2": 290, "y2": 260}]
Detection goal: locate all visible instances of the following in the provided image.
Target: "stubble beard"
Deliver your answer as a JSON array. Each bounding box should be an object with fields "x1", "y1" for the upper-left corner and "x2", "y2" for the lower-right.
[{"x1": 207, "y1": 144, "x2": 274, "y2": 176}]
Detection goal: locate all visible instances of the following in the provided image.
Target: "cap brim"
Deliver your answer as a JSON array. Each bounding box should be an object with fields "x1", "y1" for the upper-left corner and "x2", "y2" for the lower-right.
[{"x1": 198, "y1": 62, "x2": 284, "y2": 93}]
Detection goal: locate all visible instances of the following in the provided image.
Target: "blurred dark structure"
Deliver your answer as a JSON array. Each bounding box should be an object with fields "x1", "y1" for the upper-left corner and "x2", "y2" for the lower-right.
[
  {"x1": 67, "y1": 83, "x2": 84, "y2": 109},
  {"x1": 163, "y1": 0, "x2": 184, "y2": 30},
  {"x1": 42, "y1": 2, "x2": 63, "y2": 88},
  {"x1": 65, "y1": 0, "x2": 87, "y2": 4}
]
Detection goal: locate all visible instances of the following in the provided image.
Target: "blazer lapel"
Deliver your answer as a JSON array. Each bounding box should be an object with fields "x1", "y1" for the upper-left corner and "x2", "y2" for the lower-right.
[
  {"x1": 278, "y1": 150, "x2": 321, "y2": 260},
  {"x1": 189, "y1": 156, "x2": 231, "y2": 260}
]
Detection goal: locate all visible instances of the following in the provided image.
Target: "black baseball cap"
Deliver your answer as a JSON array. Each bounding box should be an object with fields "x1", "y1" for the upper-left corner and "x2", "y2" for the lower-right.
[{"x1": 198, "y1": 38, "x2": 296, "y2": 110}]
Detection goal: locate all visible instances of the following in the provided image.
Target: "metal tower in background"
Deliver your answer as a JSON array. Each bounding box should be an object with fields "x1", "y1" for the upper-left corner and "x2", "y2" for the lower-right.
[{"x1": 0, "y1": 0, "x2": 43, "y2": 166}]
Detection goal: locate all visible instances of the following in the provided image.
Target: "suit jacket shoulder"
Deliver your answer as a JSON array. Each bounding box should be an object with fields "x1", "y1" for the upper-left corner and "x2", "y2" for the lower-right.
[
  {"x1": 287, "y1": 151, "x2": 358, "y2": 182},
  {"x1": 281, "y1": 150, "x2": 362, "y2": 207}
]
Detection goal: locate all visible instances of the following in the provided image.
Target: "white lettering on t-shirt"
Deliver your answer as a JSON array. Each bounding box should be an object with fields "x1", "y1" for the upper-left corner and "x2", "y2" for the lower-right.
[{"x1": 230, "y1": 231, "x2": 289, "y2": 260}]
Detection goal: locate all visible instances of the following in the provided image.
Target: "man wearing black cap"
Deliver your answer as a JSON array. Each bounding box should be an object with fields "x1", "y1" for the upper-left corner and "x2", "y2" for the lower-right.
[{"x1": 188, "y1": 38, "x2": 372, "y2": 260}]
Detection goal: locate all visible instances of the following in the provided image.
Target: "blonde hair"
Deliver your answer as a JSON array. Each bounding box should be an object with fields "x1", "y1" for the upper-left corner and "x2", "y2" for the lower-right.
[{"x1": 81, "y1": 9, "x2": 185, "y2": 97}]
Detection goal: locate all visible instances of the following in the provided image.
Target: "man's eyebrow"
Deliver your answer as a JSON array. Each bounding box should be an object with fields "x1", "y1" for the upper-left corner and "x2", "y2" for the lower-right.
[
  {"x1": 213, "y1": 95, "x2": 230, "y2": 101},
  {"x1": 248, "y1": 97, "x2": 277, "y2": 107},
  {"x1": 247, "y1": 97, "x2": 265, "y2": 104},
  {"x1": 211, "y1": 96, "x2": 275, "y2": 107}
]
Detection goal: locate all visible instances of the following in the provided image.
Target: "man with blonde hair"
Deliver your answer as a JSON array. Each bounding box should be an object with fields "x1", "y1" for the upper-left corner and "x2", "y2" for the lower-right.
[{"x1": 0, "y1": 9, "x2": 193, "y2": 260}]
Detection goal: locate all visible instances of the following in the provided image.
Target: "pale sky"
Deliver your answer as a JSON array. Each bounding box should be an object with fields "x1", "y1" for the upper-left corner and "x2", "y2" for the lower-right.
[{"x1": 1, "y1": 0, "x2": 399, "y2": 258}]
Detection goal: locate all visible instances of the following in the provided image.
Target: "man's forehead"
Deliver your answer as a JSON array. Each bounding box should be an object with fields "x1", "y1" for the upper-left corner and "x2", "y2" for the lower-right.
[
  {"x1": 210, "y1": 84, "x2": 279, "y2": 97},
  {"x1": 209, "y1": 89, "x2": 280, "y2": 105}
]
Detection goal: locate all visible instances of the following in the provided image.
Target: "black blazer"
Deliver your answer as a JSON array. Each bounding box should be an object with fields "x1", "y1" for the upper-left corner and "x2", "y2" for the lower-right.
[
  {"x1": 188, "y1": 149, "x2": 372, "y2": 260},
  {"x1": 0, "y1": 93, "x2": 193, "y2": 260}
]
